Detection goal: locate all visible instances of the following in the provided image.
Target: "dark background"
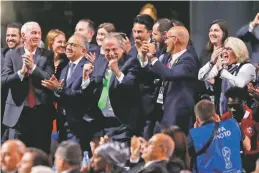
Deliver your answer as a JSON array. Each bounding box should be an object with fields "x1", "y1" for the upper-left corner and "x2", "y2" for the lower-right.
[{"x1": 1, "y1": 1, "x2": 189, "y2": 46}]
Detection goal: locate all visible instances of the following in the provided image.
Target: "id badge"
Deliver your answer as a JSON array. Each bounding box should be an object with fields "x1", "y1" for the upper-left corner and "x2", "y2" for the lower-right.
[{"x1": 156, "y1": 86, "x2": 164, "y2": 104}]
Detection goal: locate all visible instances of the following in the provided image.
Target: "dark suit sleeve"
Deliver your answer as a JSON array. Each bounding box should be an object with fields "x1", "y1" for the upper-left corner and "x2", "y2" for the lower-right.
[
  {"x1": 1, "y1": 52, "x2": 23, "y2": 88},
  {"x1": 236, "y1": 24, "x2": 259, "y2": 41},
  {"x1": 116, "y1": 58, "x2": 140, "y2": 88},
  {"x1": 151, "y1": 54, "x2": 198, "y2": 80},
  {"x1": 31, "y1": 51, "x2": 54, "y2": 80},
  {"x1": 57, "y1": 77, "x2": 102, "y2": 107}
]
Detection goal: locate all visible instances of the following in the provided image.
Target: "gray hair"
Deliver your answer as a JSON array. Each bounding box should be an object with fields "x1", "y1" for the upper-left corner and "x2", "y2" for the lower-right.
[
  {"x1": 31, "y1": 166, "x2": 54, "y2": 173},
  {"x1": 73, "y1": 33, "x2": 89, "y2": 51},
  {"x1": 56, "y1": 141, "x2": 82, "y2": 166},
  {"x1": 21, "y1": 21, "x2": 40, "y2": 34},
  {"x1": 95, "y1": 142, "x2": 130, "y2": 168},
  {"x1": 102, "y1": 32, "x2": 124, "y2": 49}
]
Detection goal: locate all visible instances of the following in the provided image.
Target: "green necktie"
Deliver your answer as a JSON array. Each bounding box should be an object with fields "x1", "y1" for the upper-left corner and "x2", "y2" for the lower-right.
[{"x1": 98, "y1": 70, "x2": 113, "y2": 110}]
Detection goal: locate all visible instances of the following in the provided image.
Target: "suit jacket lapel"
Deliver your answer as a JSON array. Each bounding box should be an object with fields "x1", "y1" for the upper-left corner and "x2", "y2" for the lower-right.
[
  {"x1": 60, "y1": 64, "x2": 69, "y2": 87},
  {"x1": 66, "y1": 58, "x2": 87, "y2": 87},
  {"x1": 34, "y1": 48, "x2": 42, "y2": 66}
]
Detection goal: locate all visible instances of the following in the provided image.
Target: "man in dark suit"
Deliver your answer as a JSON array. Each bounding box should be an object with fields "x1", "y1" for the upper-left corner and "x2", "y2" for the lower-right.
[
  {"x1": 143, "y1": 26, "x2": 200, "y2": 135},
  {"x1": 129, "y1": 133, "x2": 182, "y2": 173},
  {"x1": 1, "y1": 22, "x2": 55, "y2": 153},
  {"x1": 237, "y1": 13, "x2": 259, "y2": 66},
  {"x1": 42, "y1": 34, "x2": 102, "y2": 152},
  {"x1": 75, "y1": 18, "x2": 100, "y2": 59},
  {"x1": 1, "y1": 22, "x2": 23, "y2": 137},
  {"x1": 54, "y1": 141, "x2": 82, "y2": 173},
  {"x1": 84, "y1": 33, "x2": 142, "y2": 143}
]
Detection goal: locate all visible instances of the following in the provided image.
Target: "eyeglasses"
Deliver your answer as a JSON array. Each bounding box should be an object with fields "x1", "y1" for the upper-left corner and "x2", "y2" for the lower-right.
[{"x1": 66, "y1": 42, "x2": 84, "y2": 48}]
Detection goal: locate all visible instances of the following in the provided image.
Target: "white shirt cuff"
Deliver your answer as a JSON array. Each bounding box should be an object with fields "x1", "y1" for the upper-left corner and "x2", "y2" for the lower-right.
[
  {"x1": 137, "y1": 54, "x2": 148, "y2": 68},
  {"x1": 130, "y1": 157, "x2": 140, "y2": 163},
  {"x1": 116, "y1": 72, "x2": 124, "y2": 83},
  {"x1": 151, "y1": 58, "x2": 159, "y2": 65},
  {"x1": 30, "y1": 65, "x2": 36, "y2": 74},
  {"x1": 81, "y1": 78, "x2": 90, "y2": 89},
  {"x1": 249, "y1": 22, "x2": 254, "y2": 32},
  {"x1": 17, "y1": 71, "x2": 24, "y2": 81}
]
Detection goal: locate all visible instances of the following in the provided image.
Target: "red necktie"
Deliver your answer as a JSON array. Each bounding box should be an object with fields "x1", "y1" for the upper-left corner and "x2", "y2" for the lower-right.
[{"x1": 27, "y1": 53, "x2": 36, "y2": 108}]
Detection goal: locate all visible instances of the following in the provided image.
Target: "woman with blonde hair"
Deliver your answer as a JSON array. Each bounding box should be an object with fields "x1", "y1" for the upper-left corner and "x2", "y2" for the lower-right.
[
  {"x1": 45, "y1": 29, "x2": 68, "y2": 79},
  {"x1": 198, "y1": 36, "x2": 256, "y2": 115},
  {"x1": 140, "y1": 3, "x2": 157, "y2": 22}
]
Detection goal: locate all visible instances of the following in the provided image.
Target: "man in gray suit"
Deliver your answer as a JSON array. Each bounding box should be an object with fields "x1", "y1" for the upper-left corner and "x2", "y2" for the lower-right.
[
  {"x1": 1, "y1": 21, "x2": 55, "y2": 154},
  {"x1": 237, "y1": 13, "x2": 259, "y2": 66}
]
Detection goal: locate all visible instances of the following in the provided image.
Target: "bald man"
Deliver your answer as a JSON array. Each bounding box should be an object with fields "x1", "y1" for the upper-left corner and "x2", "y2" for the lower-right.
[
  {"x1": 41, "y1": 34, "x2": 102, "y2": 153},
  {"x1": 143, "y1": 26, "x2": 200, "y2": 135},
  {"x1": 129, "y1": 133, "x2": 183, "y2": 173},
  {"x1": 1, "y1": 140, "x2": 26, "y2": 173}
]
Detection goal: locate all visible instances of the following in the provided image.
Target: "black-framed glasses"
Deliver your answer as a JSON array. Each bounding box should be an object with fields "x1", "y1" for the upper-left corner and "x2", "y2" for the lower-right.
[{"x1": 66, "y1": 42, "x2": 84, "y2": 48}]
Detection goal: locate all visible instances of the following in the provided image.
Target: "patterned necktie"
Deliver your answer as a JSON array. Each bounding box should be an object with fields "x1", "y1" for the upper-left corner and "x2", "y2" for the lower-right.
[
  {"x1": 27, "y1": 53, "x2": 36, "y2": 108},
  {"x1": 98, "y1": 70, "x2": 113, "y2": 110},
  {"x1": 66, "y1": 63, "x2": 76, "y2": 81}
]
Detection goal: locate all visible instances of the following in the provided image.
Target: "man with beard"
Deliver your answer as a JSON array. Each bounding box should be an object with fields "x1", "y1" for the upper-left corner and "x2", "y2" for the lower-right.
[
  {"x1": 1, "y1": 22, "x2": 23, "y2": 136},
  {"x1": 221, "y1": 87, "x2": 259, "y2": 172}
]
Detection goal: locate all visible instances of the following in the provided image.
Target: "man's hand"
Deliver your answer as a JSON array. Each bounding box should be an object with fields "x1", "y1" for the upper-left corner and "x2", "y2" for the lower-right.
[
  {"x1": 251, "y1": 13, "x2": 259, "y2": 28},
  {"x1": 109, "y1": 59, "x2": 121, "y2": 77},
  {"x1": 123, "y1": 36, "x2": 131, "y2": 53},
  {"x1": 248, "y1": 88, "x2": 259, "y2": 104},
  {"x1": 135, "y1": 39, "x2": 142, "y2": 52},
  {"x1": 83, "y1": 63, "x2": 94, "y2": 81},
  {"x1": 148, "y1": 42, "x2": 156, "y2": 55},
  {"x1": 22, "y1": 53, "x2": 35, "y2": 71},
  {"x1": 130, "y1": 136, "x2": 147, "y2": 161},
  {"x1": 41, "y1": 75, "x2": 64, "y2": 91},
  {"x1": 86, "y1": 52, "x2": 96, "y2": 63},
  {"x1": 19, "y1": 62, "x2": 28, "y2": 75},
  {"x1": 99, "y1": 135, "x2": 111, "y2": 145}
]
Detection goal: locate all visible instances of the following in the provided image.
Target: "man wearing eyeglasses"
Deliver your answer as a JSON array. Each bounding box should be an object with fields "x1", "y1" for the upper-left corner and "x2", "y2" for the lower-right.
[
  {"x1": 221, "y1": 87, "x2": 259, "y2": 172},
  {"x1": 41, "y1": 34, "x2": 102, "y2": 153},
  {"x1": 140, "y1": 26, "x2": 200, "y2": 135}
]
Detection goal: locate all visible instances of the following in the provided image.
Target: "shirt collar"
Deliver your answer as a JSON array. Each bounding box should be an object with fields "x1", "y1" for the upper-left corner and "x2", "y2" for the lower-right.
[
  {"x1": 24, "y1": 47, "x2": 37, "y2": 55},
  {"x1": 171, "y1": 49, "x2": 187, "y2": 61},
  {"x1": 69, "y1": 56, "x2": 83, "y2": 66},
  {"x1": 144, "y1": 160, "x2": 164, "y2": 168}
]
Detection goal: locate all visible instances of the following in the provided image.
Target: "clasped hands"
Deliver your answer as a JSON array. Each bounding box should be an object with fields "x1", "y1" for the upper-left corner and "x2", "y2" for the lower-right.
[
  {"x1": 135, "y1": 39, "x2": 156, "y2": 62},
  {"x1": 19, "y1": 53, "x2": 36, "y2": 75}
]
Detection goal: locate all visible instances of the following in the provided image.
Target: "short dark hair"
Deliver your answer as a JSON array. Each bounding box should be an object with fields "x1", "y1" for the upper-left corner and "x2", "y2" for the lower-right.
[
  {"x1": 133, "y1": 14, "x2": 154, "y2": 31},
  {"x1": 57, "y1": 141, "x2": 82, "y2": 166},
  {"x1": 26, "y1": 148, "x2": 51, "y2": 167},
  {"x1": 7, "y1": 22, "x2": 22, "y2": 35},
  {"x1": 194, "y1": 100, "x2": 215, "y2": 122},
  {"x1": 155, "y1": 18, "x2": 174, "y2": 33},
  {"x1": 225, "y1": 87, "x2": 249, "y2": 101},
  {"x1": 79, "y1": 19, "x2": 96, "y2": 32}
]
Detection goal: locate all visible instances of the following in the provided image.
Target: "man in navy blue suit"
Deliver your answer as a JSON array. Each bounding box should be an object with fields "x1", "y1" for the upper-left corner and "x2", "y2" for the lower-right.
[
  {"x1": 142, "y1": 26, "x2": 200, "y2": 135},
  {"x1": 237, "y1": 13, "x2": 259, "y2": 67},
  {"x1": 83, "y1": 33, "x2": 142, "y2": 143},
  {"x1": 75, "y1": 19, "x2": 100, "y2": 61},
  {"x1": 41, "y1": 34, "x2": 102, "y2": 152}
]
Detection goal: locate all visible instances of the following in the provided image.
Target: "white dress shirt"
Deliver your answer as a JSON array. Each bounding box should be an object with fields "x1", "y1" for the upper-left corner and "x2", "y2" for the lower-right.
[{"x1": 17, "y1": 47, "x2": 37, "y2": 81}]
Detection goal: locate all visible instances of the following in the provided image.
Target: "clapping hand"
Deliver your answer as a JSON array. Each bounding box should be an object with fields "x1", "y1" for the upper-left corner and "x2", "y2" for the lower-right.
[
  {"x1": 86, "y1": 52, "x2": 96, "y2": 63},
  {"x1": 22, "y1": 53, "x2": 35, "y2": 71},
  {"x1": 41, "y1": 74, "x2": 64, "y2": 91},
  {"x1": 122, "y1": 36, "x2": 131, "y2": 53},
  {"x1": 248, "y1": 87, "x2": 259, "y2": 104},
  {"x1": 251, "y1": 13, "x2": 259, "y2": 28},
  {"x1": 211, "y1": 47, "x2": 223, "y2": 65},
  {"x1": 83, "y1": 63, "x2": 94, "y2": 81}
]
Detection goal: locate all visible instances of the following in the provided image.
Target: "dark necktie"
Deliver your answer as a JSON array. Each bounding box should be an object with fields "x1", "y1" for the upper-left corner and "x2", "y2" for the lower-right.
[{"x1": 27, "y1": 53, "x2": 36, "y2": 108}]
